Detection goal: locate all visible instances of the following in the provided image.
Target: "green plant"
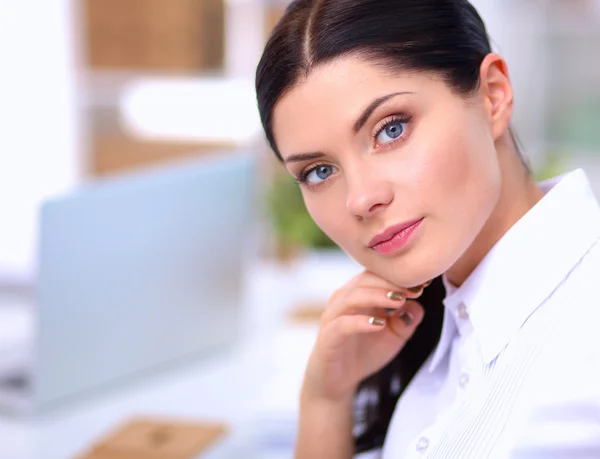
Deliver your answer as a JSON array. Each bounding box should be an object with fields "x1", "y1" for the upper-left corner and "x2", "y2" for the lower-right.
[
  {"x1": 534, "y1": 149, "x2": 570, "y2": 182},
  {"x1": 266, "y1": 173, "x2": 338, "y2": 251}
]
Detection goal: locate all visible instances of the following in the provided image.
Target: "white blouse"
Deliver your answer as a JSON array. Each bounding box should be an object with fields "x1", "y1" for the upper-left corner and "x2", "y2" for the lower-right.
[{"x1": 367, "y1": 169, "x2": 600, "y2": 458}]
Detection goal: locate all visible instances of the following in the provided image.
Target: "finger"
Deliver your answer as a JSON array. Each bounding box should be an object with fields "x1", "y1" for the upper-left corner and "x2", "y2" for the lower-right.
[
  {"x1": 329, "y1": 269, "x2": 392, "y2": 303},
  {"x1": 403, "y1": 283, "x2": 427, "y2": 299},
  {"x1": 322, "y1": 286, "x2": 407, "y2": 323},
  {"x1": 385, "y1": 300, "x2": 425, "y2": 341},
  {"x1": 329, "y1": 314, "x2": 389, "y2": 338},
  {"x1": 324, "y1": 280, "x2": 429, "y2": 323},
  {"x1": 358, "y1": 271, "x2": 430, "y2": 299}
]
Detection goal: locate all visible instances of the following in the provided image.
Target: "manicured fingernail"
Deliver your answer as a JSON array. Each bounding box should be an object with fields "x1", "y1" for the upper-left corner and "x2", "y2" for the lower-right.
[
  {"x1": 407, "y1": 285, "x2": 424, "y2": 294},
  {"x1": 398, "y1": 311, "x2": 414, "y2": 326},
  {"x1": 387, "y1": 291, "x2": 404, "y2": 301},
  {"x1": 369, "y1": 317, "x2": 385, "y2": 327},
  {"x1": 384, "y1": 308, "x2": 396, "y2": 315}
]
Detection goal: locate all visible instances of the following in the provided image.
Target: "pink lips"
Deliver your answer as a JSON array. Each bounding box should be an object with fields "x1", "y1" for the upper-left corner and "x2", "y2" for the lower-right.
[{"x1": 369, "y1": 218, "x2": 424, "y2": 255}]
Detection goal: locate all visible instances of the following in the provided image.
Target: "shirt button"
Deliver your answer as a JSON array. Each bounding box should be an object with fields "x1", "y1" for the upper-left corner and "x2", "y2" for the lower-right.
[
  {"x1": 457, "y1": 302, "x2": 469, "y2": 319},
  {"x1": 416, "y1": 436, "x2": 430, "y2": 452},
  {"x1": 459, "y1": 373, "x2": 470, "y2": 388}
]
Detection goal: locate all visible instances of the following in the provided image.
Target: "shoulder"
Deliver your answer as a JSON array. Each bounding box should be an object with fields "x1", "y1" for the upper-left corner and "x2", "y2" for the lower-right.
[
  {"x1": 523, "y1": 238, "x2": 600, "y2": 393},
  {"x1": 559, "y1": 237, "x2": 600, "y2": 332},
  {"x1": 528, "y1": 239, "x2": 600, "y2": 396},
  {"x1": 512, "y1": 249, "x2": 600, "y2": 452}
]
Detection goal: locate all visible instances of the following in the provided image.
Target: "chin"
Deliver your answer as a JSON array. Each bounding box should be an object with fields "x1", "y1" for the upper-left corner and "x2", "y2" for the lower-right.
[{"x1": 373, "y1": 247, "x2": 451, "y2": 288}]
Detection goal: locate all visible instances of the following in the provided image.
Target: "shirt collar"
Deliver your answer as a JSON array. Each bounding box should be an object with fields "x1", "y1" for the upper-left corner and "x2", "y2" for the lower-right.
[{"x1": 429, "y1": 169, "x2": 600, "y2": 372}]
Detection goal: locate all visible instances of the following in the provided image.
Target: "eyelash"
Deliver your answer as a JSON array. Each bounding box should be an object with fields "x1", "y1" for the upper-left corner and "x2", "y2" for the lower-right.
[
  {"x1": 295, "y1": 113, "x2": 413, "y2": 188},
  {"x1": 295, "y1": 164, "x2": 330, "y2": 186},
  {"x1": 372, "y1": 113, "x2": 413, "y2": 148}
]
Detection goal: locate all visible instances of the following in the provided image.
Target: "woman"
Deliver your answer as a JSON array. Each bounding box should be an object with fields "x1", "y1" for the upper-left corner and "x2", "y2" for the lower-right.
[{"x1": 255, "y1": 1, "x2": 600, "y2": 458}]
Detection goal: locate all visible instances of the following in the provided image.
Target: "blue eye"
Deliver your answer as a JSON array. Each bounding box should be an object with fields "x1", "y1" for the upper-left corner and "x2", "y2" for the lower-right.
[
  {"x1": 304, "y1": 164, "x2": 337, "y2": 184},
  {"x1": 375, "y1": 120, "x2": 408, "y2": 145}
]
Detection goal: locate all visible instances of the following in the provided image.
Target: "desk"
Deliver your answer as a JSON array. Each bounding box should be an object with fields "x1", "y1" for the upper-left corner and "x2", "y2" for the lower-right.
[
  {"x1": 0, "y1": 346, "x2": 258, "y2": 459},
  {"x1": 0, "y1": 259, "x2": 337, "y2": 459}
]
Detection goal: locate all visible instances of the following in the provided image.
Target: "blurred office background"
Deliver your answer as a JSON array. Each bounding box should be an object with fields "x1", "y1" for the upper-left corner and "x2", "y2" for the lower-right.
[
  {"x1": 1, "y1": 0, "x2": 600, "y2": 285},
  {"x1": 1, "y1": 0, "x2": 600, "y2": 284},
  {"x1": 0, "y1": 0, "x2": 599, "y2": 457}
]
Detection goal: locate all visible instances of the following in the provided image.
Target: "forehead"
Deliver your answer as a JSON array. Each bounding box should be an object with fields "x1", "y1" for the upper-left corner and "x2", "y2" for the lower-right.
[{"x1": 272, "y1": 56, "x2": 446, "y2": 156}]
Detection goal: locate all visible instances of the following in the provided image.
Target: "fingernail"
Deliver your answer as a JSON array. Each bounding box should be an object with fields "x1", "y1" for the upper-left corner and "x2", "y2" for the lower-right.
[
  {"x1": 407, "y1": 285, "x2": 424, "y2": 294},
  {"x1": 384, "y1": 308, "x2": 396, "y2": 315},
  {"x1": 369, "y1": 317, "x2": 385, "y2": 327},
  {"x1": 387, "y1": 291, "x2": 404, "y2": 301},
  {"x1": 398, "y1": 311, "x2": 414, "y2": 327}
]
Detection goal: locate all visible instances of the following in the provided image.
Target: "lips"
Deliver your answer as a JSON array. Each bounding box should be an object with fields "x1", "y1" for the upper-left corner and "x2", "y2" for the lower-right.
[{"x1": 368, "y1": 218, "x2": 424, "y2": 248}]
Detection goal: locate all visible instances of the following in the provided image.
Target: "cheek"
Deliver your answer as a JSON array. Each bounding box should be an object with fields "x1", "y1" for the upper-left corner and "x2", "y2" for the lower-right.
[
  {"x1": 304, "y1": 190, "x2": 353, "y2": 248},
  {"x1": 420, "y1": 116, "x2": 500, "y2": 218},
  {"x1": 428, "y1": 139, "x2": 473, "y2": 203}
]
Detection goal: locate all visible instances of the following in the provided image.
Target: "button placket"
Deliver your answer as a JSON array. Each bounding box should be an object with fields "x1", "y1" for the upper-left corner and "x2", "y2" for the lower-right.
[
  {"x1": 459, "y1": 372, "x2": 470, "y2": 389},
  {"x1": 457, "y1": 302, "x2": 469, "y2": 320}
]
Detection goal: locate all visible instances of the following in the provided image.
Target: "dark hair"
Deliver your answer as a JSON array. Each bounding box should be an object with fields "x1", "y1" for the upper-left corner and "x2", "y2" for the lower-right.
[
  {"x1": 256, "y1": 0, "x2": 492, "y2": 161},
  {"x1": 255, "y1": 0, "x2": 490, "y2": 452}
]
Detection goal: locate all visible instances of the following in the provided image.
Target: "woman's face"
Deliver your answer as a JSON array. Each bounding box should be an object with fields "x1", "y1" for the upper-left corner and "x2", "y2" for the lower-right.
[{"x1": 272, "y1": 56, "x2": 503, "y2": 287}]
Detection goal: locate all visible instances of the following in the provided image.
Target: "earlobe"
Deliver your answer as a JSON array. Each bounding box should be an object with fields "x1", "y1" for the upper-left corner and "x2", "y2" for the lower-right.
[{"x1": 480, "y1": 53, "x2": 514, "y2": 140}]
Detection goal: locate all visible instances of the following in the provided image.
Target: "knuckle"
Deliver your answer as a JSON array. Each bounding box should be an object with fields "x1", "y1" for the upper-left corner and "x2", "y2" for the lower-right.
[
  {"x1": 329, "y1": 287, "x2": 343, "y2": 303},
  {"x1": 330, "y1": 315, "x2": 353, "y2": 337},
  {"x1": 323, "y1": 286, "x2": 353, "y2": 321}
]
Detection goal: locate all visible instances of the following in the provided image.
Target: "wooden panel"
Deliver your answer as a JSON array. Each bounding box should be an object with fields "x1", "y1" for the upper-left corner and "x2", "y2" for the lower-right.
[
  {"x1": 91, "y1": 132, "x2": 233, "y2": 176},
  {"x1": 84, "y1": 0, "x2": 224, "y2": 72},
  {"x1": 265, "y1": 4, "x2": 287, "y2": 37},
  {"x1": 77, "y1": 418, "x2": 227, "y2": 459}
]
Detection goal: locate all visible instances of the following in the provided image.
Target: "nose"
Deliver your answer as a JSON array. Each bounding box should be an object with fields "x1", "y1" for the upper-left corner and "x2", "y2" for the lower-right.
[{"x1": 345, "y1": 168, "x2": 394, "y2": 219}]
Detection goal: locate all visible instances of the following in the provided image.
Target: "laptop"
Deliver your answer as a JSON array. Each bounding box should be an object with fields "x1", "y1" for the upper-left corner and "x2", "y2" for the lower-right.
[{"x1": 0, "y1": 152, "x2": 257, "y2": 415}]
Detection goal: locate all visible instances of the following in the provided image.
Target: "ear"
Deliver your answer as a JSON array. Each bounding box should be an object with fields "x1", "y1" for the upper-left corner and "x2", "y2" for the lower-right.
[{"x1": 479, "y1": 53, "x2": 514, "y2": 141}]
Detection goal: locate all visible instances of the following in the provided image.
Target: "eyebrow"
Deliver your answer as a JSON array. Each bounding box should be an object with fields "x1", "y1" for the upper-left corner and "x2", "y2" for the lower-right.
[
  {"x1": 352, "y1": 91, "x2": 415, "y2": 134},
  {"x1": 282, "y1": 91, "x2": 415, "y2": 164},
  {"x1": 283, "y1": 152, "x2": 325, "y2": 165}
]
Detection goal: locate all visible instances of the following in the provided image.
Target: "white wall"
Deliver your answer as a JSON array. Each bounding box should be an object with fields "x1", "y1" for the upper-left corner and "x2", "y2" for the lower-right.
[
  {"x1": 224, "y1": 0, "x2": 266, "y2": 78},
  {"x1": 470, "y1": 0, "x2": 549, "y2": 165},
  {"x1": 0, "y1": 0, "x2": 84, "y2": 285}
]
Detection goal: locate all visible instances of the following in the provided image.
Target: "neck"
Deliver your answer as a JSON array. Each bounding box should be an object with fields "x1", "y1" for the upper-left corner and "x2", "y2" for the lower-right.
[{"x1": 446, "y1": 135, "x2": 544, "y2": 287}]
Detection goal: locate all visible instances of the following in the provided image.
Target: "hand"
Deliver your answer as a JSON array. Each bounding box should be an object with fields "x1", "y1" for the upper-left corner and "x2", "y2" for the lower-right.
[{"x1": 302, "y1": 270, "x2": 427, "y2": 403}]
